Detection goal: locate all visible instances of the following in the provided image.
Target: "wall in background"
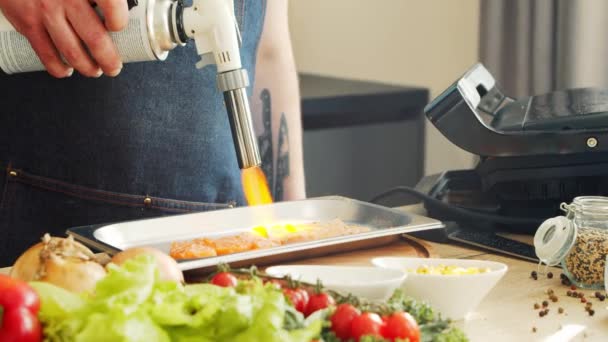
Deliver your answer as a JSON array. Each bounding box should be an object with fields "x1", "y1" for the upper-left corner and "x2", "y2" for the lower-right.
[{"x1": 288, "y1": 0, "x2": 480, "y2": 175}]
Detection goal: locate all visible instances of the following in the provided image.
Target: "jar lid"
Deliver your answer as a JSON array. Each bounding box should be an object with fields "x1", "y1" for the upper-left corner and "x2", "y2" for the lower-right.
[{"x1": 534, "y1": 216, "x2": 576, "y2": 266}]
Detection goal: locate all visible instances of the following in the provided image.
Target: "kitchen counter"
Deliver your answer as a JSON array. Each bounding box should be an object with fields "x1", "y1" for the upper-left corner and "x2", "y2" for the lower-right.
[
  {"x1": 3, "y1": 238, "x2": 605, "y2": 341},
  {"x1": 3, "y1": 201, "x2": 607, "y2": 342},
  {"x1": 299, "y1": 73, "x2": 428, "y2": 130},
  {"x1": 299, "y1": 74, "x2": 428, "y2": 202}
]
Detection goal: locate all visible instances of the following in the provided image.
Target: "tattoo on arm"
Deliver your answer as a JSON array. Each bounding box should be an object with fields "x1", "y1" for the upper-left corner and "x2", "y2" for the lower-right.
[
  {"x1": 258, "y1": 89, "x2": 274, "y2": 194},
  {"x1": 275, "y1": 113, "x2": 289, "y2": 201},
  {"x1": 257, "y1": 89, "x2": 290, "y2": 201}
]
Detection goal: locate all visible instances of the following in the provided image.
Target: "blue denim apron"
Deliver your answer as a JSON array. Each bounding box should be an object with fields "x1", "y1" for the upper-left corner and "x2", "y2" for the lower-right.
[{"x1": 0, "y1": 0, "x2": 266, "y2": 265}]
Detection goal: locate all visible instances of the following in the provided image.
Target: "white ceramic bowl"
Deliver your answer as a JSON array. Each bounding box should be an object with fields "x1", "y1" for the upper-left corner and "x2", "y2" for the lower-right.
[
  {"x1": 371, "y1": 257, "x2": 507, "y2": 320},
  {"x1": 265, "y1": 265, "x2": 407, "y2": 301}
]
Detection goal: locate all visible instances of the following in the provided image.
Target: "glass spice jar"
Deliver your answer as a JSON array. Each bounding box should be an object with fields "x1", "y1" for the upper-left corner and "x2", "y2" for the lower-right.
[{"x1": 534, "y1": 196, "x2": 608, "y2": 290}]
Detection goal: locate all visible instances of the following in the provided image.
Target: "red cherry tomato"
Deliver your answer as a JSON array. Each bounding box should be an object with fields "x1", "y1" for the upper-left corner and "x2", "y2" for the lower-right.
[
  {"x1": 283, "y1": 288, "x2": 307, "y2": 312},
  {"x1": 0, "y1": 308, "x2": 42, "y2": 342},
  {"x1": 350, "y1": 312, "x2": 384, "y2": 341},
  {"x1": 210, "y1": 272, "x2": 238, "y2": 287},
  {"x1": 294, "y1": 288, "x2": 309, "y2": 313},
  {"x1": 0, "y1": 275, "x2": 42, "y2": 342},
  {"x1": 382, "y1": 312, "x2": 420, "y2": 342},
  {"x1": 330, "y1": 304, "x2": 361, "y2": 340},
  {"x1": 305, "y1": 292, "x2": 335, "y2": 316}
]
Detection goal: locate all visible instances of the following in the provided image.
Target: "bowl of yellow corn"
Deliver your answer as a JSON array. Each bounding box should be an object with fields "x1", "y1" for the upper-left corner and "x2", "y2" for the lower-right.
[{"x1": 371, "y1": 257, "x2": 507, "y2": 320}]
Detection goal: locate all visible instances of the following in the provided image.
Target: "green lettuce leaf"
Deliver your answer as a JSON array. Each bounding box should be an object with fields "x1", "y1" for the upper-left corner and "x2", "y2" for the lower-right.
[{"x1": 31, "y1": 255, "x2": 322, "y2": 342}]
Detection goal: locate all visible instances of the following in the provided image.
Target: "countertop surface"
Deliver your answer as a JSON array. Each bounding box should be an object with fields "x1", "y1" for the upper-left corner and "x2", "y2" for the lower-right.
[
  {"x1": 2, "y1": 207, "x2": 605, "y2": 341},
  {"x1": 299, "y1": 73, "x2": 428, "y2": 130}
]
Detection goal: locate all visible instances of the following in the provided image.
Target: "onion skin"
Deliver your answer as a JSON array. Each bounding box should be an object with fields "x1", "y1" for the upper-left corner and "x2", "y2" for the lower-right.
[
  {"x1": 9, "y1": 242, "x2": 44, "y2": 282},
  {"x1": 111, "y1": 247, "x2": 184, "y2": 283},
  {"x1": 10, "y1": 235, "x2": 106, "y2": 293},
  {"x1": 38, "y1": 254, "x2": 107, "y2": 293}
]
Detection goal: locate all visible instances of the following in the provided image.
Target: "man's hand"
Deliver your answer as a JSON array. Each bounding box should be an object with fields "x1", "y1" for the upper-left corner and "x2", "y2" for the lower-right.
[{"x1": 0, "y1": 0, "x2": 128, "y2": 78}]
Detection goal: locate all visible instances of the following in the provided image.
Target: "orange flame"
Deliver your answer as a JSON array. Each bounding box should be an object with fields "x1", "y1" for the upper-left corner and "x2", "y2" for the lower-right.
[{"x1": 242, "y1": 166, "x2": 273, "y2": 206}]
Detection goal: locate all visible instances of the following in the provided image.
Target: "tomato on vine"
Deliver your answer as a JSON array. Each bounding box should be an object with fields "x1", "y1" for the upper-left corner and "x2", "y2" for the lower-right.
[
  {"x1": 350, "y1": 312, "x2": 384, "y2": 341},
  {"x1": 210, "y1": 272, "x2": 238, "y2": 287},
  {"x1": 330, "y1": 303, "x2": 360, "y2": 340},
  {"x1": 382, "y1": 311, "x2": 420, "y2": 342}
]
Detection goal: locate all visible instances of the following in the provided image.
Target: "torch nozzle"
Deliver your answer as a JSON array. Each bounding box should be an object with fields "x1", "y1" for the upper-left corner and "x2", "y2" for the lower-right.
[{"x1": 218, "y1": 69, "x2": 261, "y2": 169}]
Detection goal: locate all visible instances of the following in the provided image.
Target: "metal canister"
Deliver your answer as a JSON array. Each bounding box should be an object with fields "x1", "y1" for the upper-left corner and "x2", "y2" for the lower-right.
[{"x1": 0, "y1": 0, "x2": 185, "y2": 74}]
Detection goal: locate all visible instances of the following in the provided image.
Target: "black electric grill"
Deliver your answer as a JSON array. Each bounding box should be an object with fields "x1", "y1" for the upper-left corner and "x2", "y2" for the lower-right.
[{"x1": 418, "y1": 63, "x2": 608, "y2": 235}]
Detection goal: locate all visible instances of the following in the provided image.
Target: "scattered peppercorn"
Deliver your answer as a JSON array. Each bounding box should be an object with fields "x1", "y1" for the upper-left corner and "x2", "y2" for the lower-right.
[
  {"x1": 589, "y1": 310, "x2": 595, "y2": 316},
  {"x1": 532, "y1": 327, "x2": 537, "y2": 333},
  {"x1": 586, "y1": 302, "x2": 592, "y2": 308},
  {"x1": 598, "y1": 294, "x2": 606, "y2": 301},
  {"x1": 578, "y1": 292, "x2": 584, "y2": 298},
  {"x1": 560, "y1": 273, "x2": 566, "y2": 280},
  {"x1": 551, "y1": 296, "x2": 558, "y2": 302},
  {"x1": 567, "y1": 290, "x2": 573, "y2": 296},
  {"x1": 547, "y1": 289, "x2": 554, "y2": 295},
  {"x1": 539, "y1": 310, "x2": 545, "y2": 317},
  {"x1": 581, "y1": 297, "x2": 587, "y2": 303},
  {"x1": 571, "y1": 285, "x2": 577, "y2": 290},
  {"x1": 531, "y1": 271, "x2": 538, "y2": 280},
  {"x1": 595, "y1": 291, "x2": 601, "y2": 298},
  {"x1": 534, "y1": 303, "x2": 540, "y2": 309},
  {"x1": 542, "y1": 300, "x2": 549, "y2": 307},
  {"x1": 558, "y1": 307, "x2": 564, "y2": 314},
  {"x1": 547, "y1": 272, "x2": 554, "y2": 279}
]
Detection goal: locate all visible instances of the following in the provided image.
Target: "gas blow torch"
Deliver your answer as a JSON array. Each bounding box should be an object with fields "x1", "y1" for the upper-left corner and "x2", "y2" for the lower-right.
[{"x1": 0, "y1": 0, "x2": 262, "y2": 169}]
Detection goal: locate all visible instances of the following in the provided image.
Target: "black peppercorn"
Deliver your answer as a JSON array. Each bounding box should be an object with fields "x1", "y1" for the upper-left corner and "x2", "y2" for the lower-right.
[
  {"x1": 567, "y1": 290, "x2": 573, "y2": 296},
  {"x1": 547, "y1": 272, "x2": 554, "y2": 279},
  {"x1": 589, "y1": 309, "x2": 595, "y2": 316},
  {"x1": 558, "y1": 307, "x2": 564, "y2": 314},
  {"x1": 595, "y1": 291, "x2": 601, "y2": 298},
  {"x1": 581, "y1": 297, "x2": 587, "y2": 303},
  {"x1": 531, "y1": 271, "x2": 538, "y2": 280},
  {"x1": 533, "y1": 303, "x2": 540, "y2": 309},
  {"x1": 539, "y1": 310, "x2": 545, "y2": 317},
  {"x1": 542, "y1": 300, "x2": 549, "y2": 307}
]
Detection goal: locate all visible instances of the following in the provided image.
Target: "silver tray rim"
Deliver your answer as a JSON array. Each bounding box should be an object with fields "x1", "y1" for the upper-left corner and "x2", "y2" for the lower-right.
[{"x1": 66, "y1": 197, "x2": 444, "y2": 271}]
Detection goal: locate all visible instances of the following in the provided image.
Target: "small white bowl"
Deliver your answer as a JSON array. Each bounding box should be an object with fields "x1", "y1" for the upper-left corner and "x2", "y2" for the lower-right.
[
  {"x1": 265, "y1": 265, "x2": 407, "y2": 301},
  {"x1": 372, "y1": 257, "x2": 507, "y2": 320}
]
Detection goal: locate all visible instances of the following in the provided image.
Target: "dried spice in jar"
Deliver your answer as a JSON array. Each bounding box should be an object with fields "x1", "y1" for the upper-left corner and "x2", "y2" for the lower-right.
[{"x1": 534, "y1": 197, "x2": 608, "y2": 290}]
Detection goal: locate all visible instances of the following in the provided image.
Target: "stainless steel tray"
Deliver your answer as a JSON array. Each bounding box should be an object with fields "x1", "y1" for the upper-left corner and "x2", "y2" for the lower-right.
[{"x1": 67, "y1": 197, "x2": 443, "y2": 274}]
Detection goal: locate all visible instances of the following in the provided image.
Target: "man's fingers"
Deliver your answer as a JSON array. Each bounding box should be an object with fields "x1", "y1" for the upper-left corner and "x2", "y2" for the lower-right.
[
  {"x1": 95, "y1": 0, "x2": 129, "y2": 31},
  {"x1": 42, "y1": 12, "x2": 101, "y2": 77},
  {"x1": 67, "y1": 1, "x2": 122, "y2": 76},
  {"x1": 26, "y1": 28, "x2": 73, "y2": 78}
]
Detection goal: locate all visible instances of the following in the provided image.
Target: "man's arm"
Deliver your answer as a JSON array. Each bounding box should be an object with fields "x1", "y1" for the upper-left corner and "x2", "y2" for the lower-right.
[{"x1": 251, "y1": 0, "x2": 305, "y2": 201}]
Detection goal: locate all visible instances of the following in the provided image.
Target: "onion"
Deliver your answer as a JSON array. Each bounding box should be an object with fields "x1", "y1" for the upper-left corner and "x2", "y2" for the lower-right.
[
  {"x1": 10, "y1": 234, "x2": 106, "y2": 293},
  {"x1": 111, "y1": 247, "x2": 184, "y2": 283}
]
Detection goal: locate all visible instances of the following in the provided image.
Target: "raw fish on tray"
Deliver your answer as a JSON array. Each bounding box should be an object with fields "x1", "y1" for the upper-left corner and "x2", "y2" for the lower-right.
[{"x1": 169, "y1": 219, "x2": 370, "y2": 260}]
